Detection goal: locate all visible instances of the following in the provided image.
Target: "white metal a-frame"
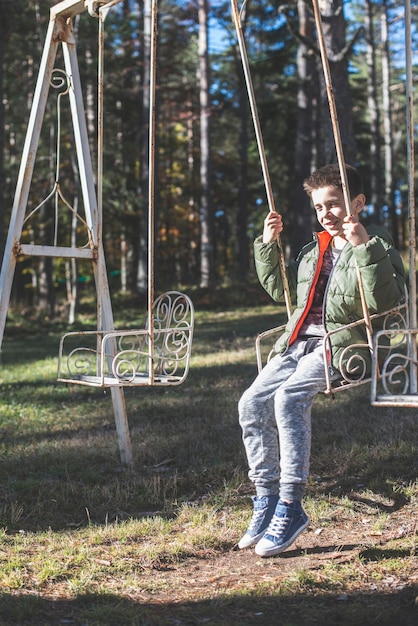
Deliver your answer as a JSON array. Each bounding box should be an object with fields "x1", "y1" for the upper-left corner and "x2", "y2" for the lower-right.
[{"x1": 0, "y1": 0, "x2": 133, "y2": 464}]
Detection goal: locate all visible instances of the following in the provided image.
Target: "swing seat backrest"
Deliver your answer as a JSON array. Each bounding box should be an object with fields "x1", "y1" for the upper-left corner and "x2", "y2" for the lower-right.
[
  {"x1": 255, "y1": 287, "x2": 409, "y2": 395},
  {"x1": 143, "y1": 290, "x2": 195, "y2": 380},
  {"x1": 371, "y1": 326, "x2": 418, "y2": 406},
  {"x1": 57, "y1": 291, "x2": 194, "y2": 387}
]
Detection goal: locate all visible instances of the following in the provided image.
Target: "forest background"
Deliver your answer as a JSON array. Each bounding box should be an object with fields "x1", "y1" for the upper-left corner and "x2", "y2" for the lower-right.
[{"x1": 0, "y1": 0, "x2": 417, "y2": 319}]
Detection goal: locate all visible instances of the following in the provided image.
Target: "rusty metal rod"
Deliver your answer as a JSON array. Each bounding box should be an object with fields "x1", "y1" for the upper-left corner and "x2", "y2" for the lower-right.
[
  {"x1": 311, "y1": 0, "x2": 374, "y2": 352},
  {"x1": 230, "y1": 0, "x2": 292, "y2": 320}
]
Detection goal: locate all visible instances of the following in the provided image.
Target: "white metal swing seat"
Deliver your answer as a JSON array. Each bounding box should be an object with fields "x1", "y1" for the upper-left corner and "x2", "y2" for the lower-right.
[
  {"x1": 371, "y1": 327, "x2": 418, "y2": 406},
  {"x1": 57, "y1": 291, "x2": 194, "y2": 387},
  {"x1": 256, "y1": 289, "x2": 409, "y2": 396}
]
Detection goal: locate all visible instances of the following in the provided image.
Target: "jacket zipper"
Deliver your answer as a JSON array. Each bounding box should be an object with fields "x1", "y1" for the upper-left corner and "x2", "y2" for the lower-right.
[
  {"x1": 287, "y1": 231, "x2": 332, "y2": 348},
  {"x1": 322, "y1": 241, "x2": 351, "y2": 376}
]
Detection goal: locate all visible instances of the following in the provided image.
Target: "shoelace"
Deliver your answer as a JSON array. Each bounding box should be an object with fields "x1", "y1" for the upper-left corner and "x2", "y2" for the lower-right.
[
  {"x1": 248, "y1": 508, "x2": 265, "y2": 532},
  {"x1": 266, "y1": 515, "x2": 290, "y2": 538}
]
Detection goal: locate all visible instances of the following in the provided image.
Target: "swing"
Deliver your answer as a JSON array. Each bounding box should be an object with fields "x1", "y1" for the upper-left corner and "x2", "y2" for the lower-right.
[
  {"x1": 255, "y1": 291, "x2": 409, "y2": 395},
  {"x1": 0, "y1": 0, "x2": 194, "y2": 463},
  {"x1": 232, "y1": 0, "x2": 416, "y2": 400},
  {"x1": 53, "y1": 0, "x2": 194, "y2": 388},
  {"x1": 57, "y1": 290, "x2": 194, "y2": 387}
]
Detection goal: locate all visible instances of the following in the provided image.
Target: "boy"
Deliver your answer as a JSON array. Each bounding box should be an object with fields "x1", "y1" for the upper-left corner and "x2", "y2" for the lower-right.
[{"x1": 238, "y1": 163, "x2": 405, "y2": 557}]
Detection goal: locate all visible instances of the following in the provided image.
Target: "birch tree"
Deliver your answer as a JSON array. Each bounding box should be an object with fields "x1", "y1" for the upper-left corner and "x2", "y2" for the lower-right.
[
  {"x1": 137, "y1": 0, "x2": 150, "y2": 294},
  {"x1": 381, "y1": 0, "x2": 399, "y2": 245},
  {"x1": 198, "y1": 0, "x2": 214, "y2": 287},
  {"x1": 234, "y1": 0, "x2": 250, "y2": 277},
  {"x1": 365, "y1": 0, "x2": 382, "y2": 219}
]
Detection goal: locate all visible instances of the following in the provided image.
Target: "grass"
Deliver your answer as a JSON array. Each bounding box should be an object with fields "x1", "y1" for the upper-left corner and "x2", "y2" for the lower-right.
[{"x1": 0, "y1": 290, "x2": 417, "y2": 625}]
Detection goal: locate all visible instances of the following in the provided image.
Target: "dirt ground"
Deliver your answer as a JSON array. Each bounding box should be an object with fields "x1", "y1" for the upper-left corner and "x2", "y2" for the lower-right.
[
  {"x1": 4, "y1": 501, "x2": 416, "y2": 626},
  {"x1": 144, "y1": 504, "x2": 418, "y2": 603}
]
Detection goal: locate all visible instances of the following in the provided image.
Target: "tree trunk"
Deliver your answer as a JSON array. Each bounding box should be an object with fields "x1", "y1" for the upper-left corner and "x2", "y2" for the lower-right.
[
  {"x1": 120, "y1": 230, "x2": 127, "y2": 292},
  {"x1": 381, "y1": 0, "x2": 399, "y2": 247},
  {"x1": 37, "y1": 119, "x2": 56, "y2": 317},
  {"x1": 317, "y1": 0, "x2": 356, "y2": 165},
  {"x1": 236, "y1": 59, "x2": 250, "y2": 278},
  {"x1": 136, "y1": 0, "x2": 150, "y2": 294},
  {"x1": 365, "y1": 0, "x2": 382, "y2": 221},
  {"x1": 291, "y1": 0, "x2": 317, "y2": 257},
  {"x1": 0, "y1": 2, "x2": 7, "y2": 259},
  {"x1": 235, "y1": 4, "x2": 249, "y2": 279},
  {"x1": 186, "y1": 103, "x2": 198, "y2": 282},
  {"x1": 0, "y1": 1, "x2": 9, "y2": 258},
  {"x1": 66, "y1": 150, "x2": 80, "y2": 325},
  {"x1": 198, "y1": 0, "x2": 214, "y2": 288}
]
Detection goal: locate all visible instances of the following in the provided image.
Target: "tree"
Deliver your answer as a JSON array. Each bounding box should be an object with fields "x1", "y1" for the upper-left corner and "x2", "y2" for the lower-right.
[
  {"x1": 381, "y1": 0, "x2": 398, "y2": 245},
  {"x1": 291, "y1": 0, "x2": 318, "y2": 255},
  {"x1": 315, "y1": 0, "x2": 357, "y2": 165},
  {"x1": 198, "y1": 0, "x2": 215, "y2": 287},
  {"x1": 137, "y1": 0, "x2": 150, "y2": 294},
  {"x1": 233, "y1": 0, "x2": 251, "y2": 278},
  {"x1": 365, "y1": 0, "x2": 383, "y2": 219},
  {"x1": 1, "y1": 0, "x2": 414, "y2": 309},
  {"x1": 349, "y1": 0, "x2": 413, "y2": 242},
  {"x1": 279, "y1": 0, "x2": 361, "y2": 251},
  {"x1": 0, "y1": 0, "x2": 8, "y2": 256}
]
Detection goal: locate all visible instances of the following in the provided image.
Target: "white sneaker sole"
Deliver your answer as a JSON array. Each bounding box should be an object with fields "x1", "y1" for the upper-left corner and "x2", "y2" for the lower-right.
[{"x1": 238, "y1": 529, "x2": 266, "y2": 549}]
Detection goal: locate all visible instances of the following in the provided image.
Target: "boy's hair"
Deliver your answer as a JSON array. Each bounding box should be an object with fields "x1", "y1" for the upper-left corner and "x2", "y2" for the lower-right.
[{"x1": 303, "y1": 163, "x2": 364, "y2": 198}]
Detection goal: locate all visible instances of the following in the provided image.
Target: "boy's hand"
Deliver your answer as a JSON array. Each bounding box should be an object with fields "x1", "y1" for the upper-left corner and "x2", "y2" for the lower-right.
[
  {"x1": 342, "y1": 216, "x2": 369, "y2": 246},
  {"x1": 263, "y1": 211, "x2": 283, "y2": 243}
]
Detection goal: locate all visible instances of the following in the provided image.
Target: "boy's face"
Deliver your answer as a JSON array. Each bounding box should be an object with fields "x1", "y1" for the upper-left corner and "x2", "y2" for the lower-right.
[{"x1": 311, "y1": 185, "x2": 364, "y2": 238}]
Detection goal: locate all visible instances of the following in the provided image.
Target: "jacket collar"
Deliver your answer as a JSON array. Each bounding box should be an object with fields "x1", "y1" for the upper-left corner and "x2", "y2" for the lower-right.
[{"x1": 315, "y1": 230, "x2": 333, "y2": 252}]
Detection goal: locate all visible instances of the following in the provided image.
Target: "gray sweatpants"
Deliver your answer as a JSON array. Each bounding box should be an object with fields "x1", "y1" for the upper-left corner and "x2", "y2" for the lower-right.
[{"x1": 238, "y1": 338, "x2": 328, "y2": 502}]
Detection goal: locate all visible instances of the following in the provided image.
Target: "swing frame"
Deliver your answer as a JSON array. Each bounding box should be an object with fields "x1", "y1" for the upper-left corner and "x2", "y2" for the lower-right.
[{"x1": 0, "y1": 0, "x2": 194, "y2": 463}]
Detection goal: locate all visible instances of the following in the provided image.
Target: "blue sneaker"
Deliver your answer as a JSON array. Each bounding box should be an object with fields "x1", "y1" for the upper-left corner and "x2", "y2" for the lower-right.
[
  {"x1": 238, "y1": 494, "x2": 279, "y2": 549},
  {"x1": 255, "y1": 500, "x2": 309, "y2": 557}
]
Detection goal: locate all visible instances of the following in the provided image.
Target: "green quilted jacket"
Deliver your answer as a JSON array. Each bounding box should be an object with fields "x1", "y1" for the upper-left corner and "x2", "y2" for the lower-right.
[{"x1": 254, "y1": 226, "x2": 406, "y2": 376}]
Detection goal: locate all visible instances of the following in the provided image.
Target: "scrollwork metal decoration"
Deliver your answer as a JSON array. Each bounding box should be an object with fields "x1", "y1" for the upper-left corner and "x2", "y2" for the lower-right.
[
  {"x1": 338, "y1": 344, "x2": 368, "y2": 383},
  {"x1": 57, "y1": 291, "x2": 194, "y2": 387},
  {"x1": 66, "y1": 347, "x2": 98, "y2": 378}
]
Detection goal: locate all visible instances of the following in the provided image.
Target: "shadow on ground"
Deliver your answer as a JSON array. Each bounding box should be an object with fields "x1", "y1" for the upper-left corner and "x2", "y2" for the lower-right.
[{"x1": 1, "y1": 587, "x2": 417, "y2": 625}]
